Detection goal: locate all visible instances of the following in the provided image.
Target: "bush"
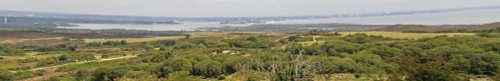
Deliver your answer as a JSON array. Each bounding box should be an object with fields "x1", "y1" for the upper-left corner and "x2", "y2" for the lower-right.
[
  {"x1": 477, "y1": 33, "x2": 500, "y2": 38},
  {"x1": 0, "y1": 70, "x2": 15, "y2": 81},
  {"x1": 192, "y1": 60, "x2": 226, "y2": 77},
  {"x1": 164, "y1": 71, "x2": 202, "y2": 81},
  {"x1": 173, "y1": 43, "x2": 199, "y2": 49},
  {"x1": 92, "y1": 67, "x2": 128, "y2": 81},
  {"x1": 246, "y1": 77, "x2": 258, "y2": 81},
  {"x1": 217, "y1": 74, "x2": 226, "y2": 80},
  {"x1": 103, "y1": 40, "x2": 127, "y2": 46},
  {"x1": 156, "y1": 40, "x2": 176, "y2": 47},
  {"x1": 34, "y1": 69, "x2": 47, "y2": 76},
  {"x1": 37, "y1": 54, "x2": 96, "y2": 67},
  {"x1": 413, "y1": 69, "x2": 454, "y2": 81},
  {"x1": 87, "y1": 40, "x2": 127, "y2": 47},
  {"x1": 14, "y1": 71, "x2": 35, "y2": 80}
]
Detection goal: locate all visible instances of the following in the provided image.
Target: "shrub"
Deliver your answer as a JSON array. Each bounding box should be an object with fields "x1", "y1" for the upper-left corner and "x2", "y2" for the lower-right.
[
  {"x1": 156, "y1": 40, "x2": 176, "y2": 46},
  {"x1": 217, "y1": 74, "x2": 226, "y2": 80},
  {"x1": 34, "y1": 69, "x2": 47, "y2": 76},
  {"x1": 0, "y1": 70, "x2": 15, "y2": 81},
  {"x1": 14, "y1": 71, "x2": 35, "y2": 80},
  {"x1": 246, "y1": 77, "x2": 258, "y2": 81},
  {"x1": 164, "y1": 71, "x2": 202, "y2": 81}
]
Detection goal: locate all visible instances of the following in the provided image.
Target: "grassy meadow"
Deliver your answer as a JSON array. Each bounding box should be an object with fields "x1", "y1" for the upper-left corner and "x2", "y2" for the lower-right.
[
  {"x1": 84, "y1": 36, "x2": 184, "y2": 43},
  {"x1": 340, "y1": 31, "x2": 475, "y2": 39}
]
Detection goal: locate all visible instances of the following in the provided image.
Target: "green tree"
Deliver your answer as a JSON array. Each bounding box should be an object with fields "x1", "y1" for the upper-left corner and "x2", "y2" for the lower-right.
[
  {"x1": 192, "y1": 60, "x2": 226, "y2": 77},
  {"x1": 93, "y1": 67, "x2": 128, "y2": 81},
  {"x1": 159, "y1": 46, "x2": 166, "y2": 51},
  {"x1": 164, "y1": 71, "x2": 202, "y2": 81},
  {"x1": 173, "y1": 43, "x2": 199, "y2": 49},
  {"x1": 75, "y1": 69, "x2": 94, "y2": 81},
  {"x1": 246, "y1": 77, "x2": 258, "y2": 81},
  {"x1": 247, "y1": 36, "x2": 258, "y2": 42},
  {"x1": 156, "y1": 40, "x2": 176, "y2": 46},
  {"x1": 120, "y1": 40, "x2": 127, "y2": 45},
  {"x1": 185, "y1": 34, "x2": 191, "y2": 39},
  {"x1": 333, "y1": 32, "x2": 341, "y2": 35},
  {"x1": 287, "y1": 36, "x2": 301, "y2": 42},
  {"x1": 389, "y1": 55, "x2": 460, "y2": 81},
  {"x1": 167, "y1": 59, "x2": 191, "y2": 71},
  {"x1": 34, "y1": 69, "x2": 47, "y2": 76},
  {"x1": 217, "y1": 74, "x2": 226, "y2": 80},
  {"x1": 363, "y1": 46, "x2": 402, "y2": 58},
  {"x1": 322, "y1": 40, "x2": 361, "y2": 54},
  {"x1": 87, "y1": 42, "x2": 102, "y2": 47}
]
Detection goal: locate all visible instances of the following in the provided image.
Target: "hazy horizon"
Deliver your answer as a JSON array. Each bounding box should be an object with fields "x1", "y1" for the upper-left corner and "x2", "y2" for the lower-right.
[{"x1": 1, "y1": 0, "x2": 500, "y2": 17}]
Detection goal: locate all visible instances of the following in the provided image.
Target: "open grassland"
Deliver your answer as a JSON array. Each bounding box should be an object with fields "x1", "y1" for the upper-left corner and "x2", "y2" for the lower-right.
[
  {"x1": 84, "y1": 32, "x2": 281, "y2": 43},
  {"x1": 0, "y1": 60, "x2": 25, "y2": 70},
  {"x1": 189, "y1": 32, "x2": 228, "y2": 37},
  {"x1": 0, "y1": 31, "x2": 62, "y2": 43},
  {"x1": 340, "y1": 31, "x2": 475, "y2": 39},
  {"x1": 84, "y1": 36, "x2": 184, "y2": 43},
  {"x1": 0, "y1": 37, "x2": 64, "y2": 43}
]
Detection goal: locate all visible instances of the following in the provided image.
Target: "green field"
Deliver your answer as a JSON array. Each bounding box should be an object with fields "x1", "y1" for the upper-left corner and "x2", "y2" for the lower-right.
[
  {"x1": 340, "y1": 31, "x2": 475, "y2": 39},
  {"x1": 84, "y1": 36, "x2": 184, "y2": 43}
]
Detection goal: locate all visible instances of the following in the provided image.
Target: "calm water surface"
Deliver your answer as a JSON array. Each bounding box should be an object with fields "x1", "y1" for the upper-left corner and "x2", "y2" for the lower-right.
[
  {"x1": 59, "y1": 9, "x2": 500, "y2": 31},
  {"x1": 58, "y1": 22, "x2": 234, "y2": 31},
  {"x1": 271, "y1": 9, "x2": 500, "y2": 25}
]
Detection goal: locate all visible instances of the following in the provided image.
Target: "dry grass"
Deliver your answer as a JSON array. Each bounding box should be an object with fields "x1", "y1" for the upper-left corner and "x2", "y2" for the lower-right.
[
  {"x1": 0, "y1": 37, "x2": 63, "y2": 43},
  {"x1": 340, "y1": 31, "x2": 475, "y2": 39},
  {"x1": 84, "y1": 36, "x2": 184, "y2": 43}
]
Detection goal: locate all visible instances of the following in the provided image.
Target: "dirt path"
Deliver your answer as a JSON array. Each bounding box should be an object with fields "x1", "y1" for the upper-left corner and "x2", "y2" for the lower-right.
[{"x1": 19, "y1": 55, "x2": 137, "y2": 81}]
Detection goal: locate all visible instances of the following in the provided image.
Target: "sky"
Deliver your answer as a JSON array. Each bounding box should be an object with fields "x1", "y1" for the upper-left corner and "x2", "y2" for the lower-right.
[{"x1": 1, "y1": 0, "x2": 500, "y2": 17}]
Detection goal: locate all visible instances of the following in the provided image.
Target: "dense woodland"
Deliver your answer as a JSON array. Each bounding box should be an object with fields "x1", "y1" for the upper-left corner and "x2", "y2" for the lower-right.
[
  {"x1": 0, "y1": 28, "x2": 499, "y2": 81},
  {"x1": 197, "y1": 23, "x2": 384, "y2": 32},
  {"x1": 4, "y1": 16, "x2": 179, "y2": 25},
  {"x1": 0, "y1": 23, "x2": 188, "y2": 37}
]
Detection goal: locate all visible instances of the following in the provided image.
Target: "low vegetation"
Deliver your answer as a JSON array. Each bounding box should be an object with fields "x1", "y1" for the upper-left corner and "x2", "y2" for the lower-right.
[
  {"x1": 84, "y1": 36, "x2": 184, "y2": 43},
  {"x1": 340, "y1": 31, "x2": 475, "y2": 39},
  {"x1": 1, "y1": 24, "x2": 499, "y2": 81}
]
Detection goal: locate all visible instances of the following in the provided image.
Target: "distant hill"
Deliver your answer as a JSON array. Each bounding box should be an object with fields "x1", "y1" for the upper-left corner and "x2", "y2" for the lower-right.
[
  {"x1": 197, "y1": 23, "x2": 386, "y2": 32},
  {"x1": 0, "y1": 10, "x2": 179, "y2": 25},
  {"x1": 2, "y1": 16, "x2": 180, "y2": 25},
  {"x1": 0, "y1": 10, "x2": 302, "y2": 24}
]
